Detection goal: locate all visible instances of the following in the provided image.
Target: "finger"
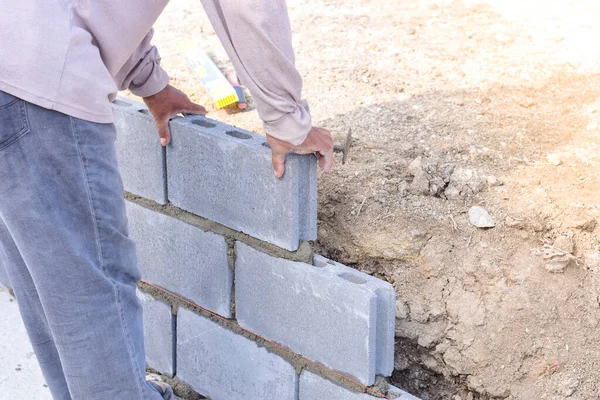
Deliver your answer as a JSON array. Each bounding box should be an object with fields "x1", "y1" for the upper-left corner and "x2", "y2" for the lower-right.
[
  {"x1": 157, "y1": 119, "x2": 171, "y2": 147},
  {"x1": 271, "y1": 151, "x2": 286, "y2": 179},
  {"x1": 316, "y1": 152, "x2": 326, "y2": 169},
  {"x1": 320, "y1": 148, "x2": 334, "y2": 173},
  {"x1": 181, "y1": 102, "x2": 207, "y2": 116}
]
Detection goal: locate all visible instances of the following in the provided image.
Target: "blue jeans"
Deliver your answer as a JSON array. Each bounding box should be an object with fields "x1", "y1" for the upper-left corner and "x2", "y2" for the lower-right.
[{"x1": 0, "y1": 90, "x2": 163, "y2": 400}]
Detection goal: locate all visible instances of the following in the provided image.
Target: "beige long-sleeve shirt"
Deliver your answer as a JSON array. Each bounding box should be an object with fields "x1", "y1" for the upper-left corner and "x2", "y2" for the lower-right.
[{"x1": 0, "y1": 0, "x2": 311, "y2": 145}]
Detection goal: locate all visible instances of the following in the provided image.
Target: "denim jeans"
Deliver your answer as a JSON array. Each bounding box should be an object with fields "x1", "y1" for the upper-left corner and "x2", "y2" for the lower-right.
[{"x1": 0, "y1": 90, "x2": 163, "y2": 400}]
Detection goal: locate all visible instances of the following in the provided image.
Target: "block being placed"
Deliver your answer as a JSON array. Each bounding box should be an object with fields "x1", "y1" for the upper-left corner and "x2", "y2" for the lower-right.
[
  {"x1": 299, "y1": 370, "x2": 421, "y2": 400},
  {"x1": 236, "y1": 243, "x2": 395, "y2": 386},
  {"x1": 166, "y1": 115, "x2": 316, "y2": 251},
  {"x1": 314, "y1": 254, "x2": 396, "y2": 377},
  {"x1": 138, "y1": 290, "x2": 174, "y2": 377},
  {"x1": 127, "y1": 201, "x2": 232, "y2": 317},
  {"x1": 112, "y1": 97, "x2": 167, "y2": 204},
  {"x1": 177, "y1": 308, "x2": 298, "y2": 400}
]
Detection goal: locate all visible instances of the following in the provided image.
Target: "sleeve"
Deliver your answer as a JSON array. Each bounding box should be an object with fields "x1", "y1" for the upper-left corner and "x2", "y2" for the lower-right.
[
  {"x1": 113, "y1": 29, "x2": 170, "y2": 98},
  {"x1": 201, "y1": 0, "x2": 312, "y2": 145}
]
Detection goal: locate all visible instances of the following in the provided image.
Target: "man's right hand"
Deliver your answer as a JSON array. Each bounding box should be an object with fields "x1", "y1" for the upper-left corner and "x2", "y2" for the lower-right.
[{"x1": 267, "y1": 127, "x2": 334, "y2": 178}]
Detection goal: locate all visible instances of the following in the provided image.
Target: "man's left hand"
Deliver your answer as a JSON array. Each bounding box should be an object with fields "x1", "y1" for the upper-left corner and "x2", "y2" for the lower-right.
[{"x1": 143, "y1": 85, "x2": 206, "y2": 146}]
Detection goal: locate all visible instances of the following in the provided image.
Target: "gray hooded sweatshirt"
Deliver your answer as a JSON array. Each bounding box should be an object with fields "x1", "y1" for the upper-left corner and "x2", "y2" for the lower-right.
[{"x1": 0, "y1": 0, "x2": 311, "y2": 144}]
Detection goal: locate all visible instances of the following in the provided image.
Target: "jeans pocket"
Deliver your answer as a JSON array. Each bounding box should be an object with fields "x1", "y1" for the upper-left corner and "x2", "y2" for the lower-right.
[{"x1": 0, "y1": 91, "x2": 30, "y2": 151}]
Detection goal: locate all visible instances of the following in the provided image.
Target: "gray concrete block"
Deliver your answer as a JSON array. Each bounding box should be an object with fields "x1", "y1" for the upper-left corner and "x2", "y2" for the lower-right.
[
  {"x1": 112, "y1": 97, "x2": 167, "y2": 204},
  {"x1": 177, "y1": 308, "x2": 298, "y2": 400},
  {"x1": 138, "y1": 290, "x2": 174, "y2": 377},
  {"x1": 127, "y1": 201, "x2": 232, "y2": 317},
  {"x1": 314, "y1": 254, "x2": 396, "y2": 377},
  {"x1": 166, "y1": 116, "x2": 317, "y2": 251},
  {"x1": 300, "y1": 371, "x2": 420, "y2": 400},
  {"x1": 235, "y1": 243, "x2": 380, "y2": 385}
]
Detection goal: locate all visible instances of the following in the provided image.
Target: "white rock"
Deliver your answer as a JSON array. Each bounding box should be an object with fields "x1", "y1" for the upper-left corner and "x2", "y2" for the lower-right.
[
  {"x1": 468, "y1": 206, "x2": 495, "y2": 228},
  {"x1": 547, "y1": 154, "x2": 561, "y2": 166},
  {"x1": 487, "y1": 175, "x2": 502, "y2": 187}
]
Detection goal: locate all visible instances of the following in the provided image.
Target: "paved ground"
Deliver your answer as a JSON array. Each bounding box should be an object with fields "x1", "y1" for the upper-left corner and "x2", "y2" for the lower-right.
[
  {"x1": 0, "y1": 285, "x2": 52, "y2": 399},
  {"x1": 0, "y1": 286, "x2": 185, "y2": 400}
]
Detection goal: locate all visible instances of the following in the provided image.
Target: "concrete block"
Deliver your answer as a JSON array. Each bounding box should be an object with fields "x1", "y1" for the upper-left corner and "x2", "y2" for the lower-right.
[
  {"x1": 138, "y1": 290, "x2": 174, "y2": 377},
  {"x1": 236, "y1": 243, "x2": 384, "y2": 386},
  {"x1": 300, "y1": 371, "x2": 420, "y2": 400},
  {"x1": 177, "y1": 308, "x2": 297, "y2": 400},
  {"x1": 112, "y1": 97, "x2": 167, "y2": 204},
  {"x1": 127, "y1": 201, "x2": 232, "y2": 317},
  {"x1": 166, "y1": 115, "x2": 317, "y2": 251},
  {"x1": 314, "y1": 254, "x2": 396, "y2": 377}
]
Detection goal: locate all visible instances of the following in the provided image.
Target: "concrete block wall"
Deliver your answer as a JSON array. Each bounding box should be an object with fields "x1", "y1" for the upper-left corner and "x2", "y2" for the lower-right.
[
  {"x1": 112, "y1": 97, "x2": 417, "y2": 400},
  {"x1": 138, "y1": 290, "x2": 174, "y2": 377}
]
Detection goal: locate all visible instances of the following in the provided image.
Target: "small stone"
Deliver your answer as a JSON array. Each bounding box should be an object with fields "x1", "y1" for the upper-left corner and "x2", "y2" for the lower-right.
[
  {"x1": 468, "y1": 206, "x2": 495, "y2": 228},
  {"x1": 540, "y1": 242, "x2": 572, "y2": 273},
  {"x1": 546, "y1": 154, "x2": 561, "y2": 166},
  {"x1": 407, "y1": 156, "x2": 423, "y2": 176},
  {"x1": 447, "y1": 167, "x2": 485, "y2": 197},
  {"x1": 409, "y1": 170, "x2": 430, "y2": 196},
  {"x1": 445, "y1": 186, "x2": 461, "y2": 200},
  {"x1": 553, "y1": 235, "x2": 574, "y2": 253},
  {"x1": 505, "y1": 216, "x2": 524, "y2": 229},
  {"x1": 396, "y1": 300, "x2": 409, "y2": 319},
  {"x1": 423, "y1": 356, "x2": 440, "y2": 370},
  {"x1": 487, "y1": 175, "x2": 502, "y2": 186}
]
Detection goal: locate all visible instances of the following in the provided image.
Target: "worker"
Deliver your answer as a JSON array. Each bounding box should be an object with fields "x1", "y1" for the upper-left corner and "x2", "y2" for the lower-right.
[{"x1": 0, "y1": 1, "x2": 334, "y2": 398}]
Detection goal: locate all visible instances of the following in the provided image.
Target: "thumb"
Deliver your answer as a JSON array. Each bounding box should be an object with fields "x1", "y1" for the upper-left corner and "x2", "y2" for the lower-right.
[
  {"x1": 181, "y1": 102, "x2": 207, "y2": 116},
  {"x1": 271, "y1": 151, "x2": 286, "y2": 179}
]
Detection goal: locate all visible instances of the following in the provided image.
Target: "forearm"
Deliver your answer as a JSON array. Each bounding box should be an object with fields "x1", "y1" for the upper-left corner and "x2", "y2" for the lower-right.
[
  {"x1": 201, "y1": 0, "x2": 311, "y2": 145},
  {"x1": 113, "y1": 29, "x2": 170, "y2": 98}
]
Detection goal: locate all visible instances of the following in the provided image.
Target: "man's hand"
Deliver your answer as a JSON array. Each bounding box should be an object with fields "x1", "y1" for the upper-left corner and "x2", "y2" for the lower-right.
[
  {"x1": 143, "y1": 85, "x2": 206, "y2": 146},
  {"x1": 267, "y1": 127, "x2": 334, "y2": 178}
]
